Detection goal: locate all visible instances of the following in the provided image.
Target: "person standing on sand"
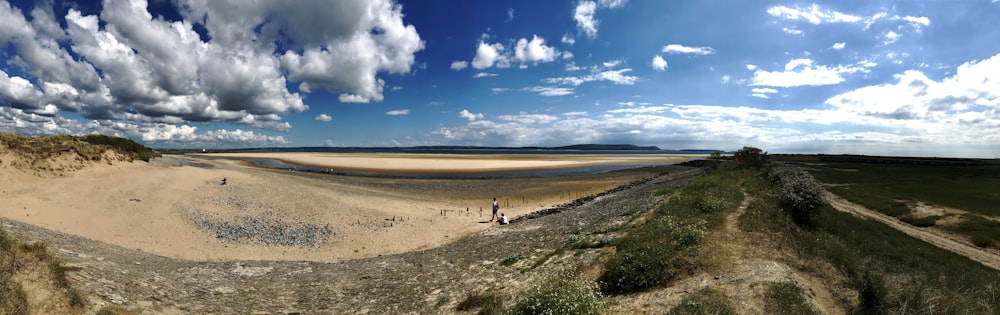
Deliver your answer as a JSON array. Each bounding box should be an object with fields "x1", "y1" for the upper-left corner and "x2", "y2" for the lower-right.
[{"x1": 491, "y1": 198, "x2": 499, "y2": 222}]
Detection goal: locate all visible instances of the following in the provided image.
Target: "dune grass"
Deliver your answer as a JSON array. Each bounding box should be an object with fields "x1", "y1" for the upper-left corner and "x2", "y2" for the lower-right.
[
  {"x1": 0, "y1": 132, "x2": 160, "y2": 162},
  {"x1": 0, "y1": 228, "x2": 86, "y2": 313}
]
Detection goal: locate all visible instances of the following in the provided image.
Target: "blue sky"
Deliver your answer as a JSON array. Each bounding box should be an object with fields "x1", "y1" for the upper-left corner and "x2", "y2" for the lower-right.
[{"x1": 0, "y1": 0, "x2": 998, "y2": 157}]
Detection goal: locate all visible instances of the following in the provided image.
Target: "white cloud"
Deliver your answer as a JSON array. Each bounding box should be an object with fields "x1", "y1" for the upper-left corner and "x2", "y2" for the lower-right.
[
  {"x1": 750, "y1": 59, "x2": 874, "y2": 87},
  {"x1": 766, "y1": 4, "x2": 862, "y2": 24},
  {"x1": 545, "y1": 68, "x2": 638, "y2": 86},
  {"x1": 472, "y1": 41, "x2": 506, "y2": 69},
  {"x1": 574, "y1": 1, "x2": 599, "y2": 38},
  {"x1": 662, "y1": 44, "x2": 716, "y2": 55},
  {"x1": 474, "y1": 72, "x2": 499, "y2": 78},
  {"x1": 563, "y1": 111, "x2": 588, "y2": 116},
  {"x1": 884, "y1": 30, "x2": 900, "y2": 45},
  {"x1": 450, "y1": 60, "x2": 468, "y2": 70},
  {"x1": 491, "y1": 88, "x2": 510, "y2": 93},
  {"x1": 386, "y1": 109, "x2": 409, "y2": 116},
  {"x1": 498, "y1": 112, "x2": 559, "y2": 124},
  {"x1": 751, "y1": 87, "x2": 779, "y2": 99},
  {"x1": 0, "y1": 0, "x2": 428, "y2": 144},
  {"x1": 651, "y1": 55, "x2": 668, "y2": 71},
  {"x1": 573, "y1": 0, "x2": 627, "y2": 38},
  {"x1": 315, "y1": 114, "x2": 333, "y2": 122},
  {"x1": 721, "y1": 75, "x2": 731, "y2": 84},
  {"x1": 458, "y1": 109, "x2": 485, "y2": 121},
  {"x1": 427, "y1": 54, "x2": 1000, "y2": 157},
  {"x1": 525, "y1": 86, "x2": 575, "y2": 96},
  {"x1": 471, "y1": 35, "x2": 560, "y2": 69},
  {"x1": 562, "y1": 34, "x2": 576, "y2": 45},
  {"x1": 781, "y1": 27, "x2": 804, "y2": 35},
  {"x1": 513, "y1": 35, "x2": 560, "y2": 65},
  {"x1": 902, "y1": 16, "x2": 930, "y2": 29},
  {"x1": 832, "y1": 42, "x2": 846, "y2": 50},
  {"x1": 506, "y1": 8, "x2": 515, "y2": 22}
]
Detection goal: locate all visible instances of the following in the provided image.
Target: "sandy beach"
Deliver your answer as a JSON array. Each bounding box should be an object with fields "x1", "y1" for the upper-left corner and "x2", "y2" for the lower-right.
[{"x1": 0, "y1": 152, "x2": 701, "y2": 262}]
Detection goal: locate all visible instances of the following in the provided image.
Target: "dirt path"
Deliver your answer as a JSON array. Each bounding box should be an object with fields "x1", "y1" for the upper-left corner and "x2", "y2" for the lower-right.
[
  {"x1": 825, "y1": 192, "x2": 1000, "y2": 271},
  {"x1": 613, "y1": 191, "x2": 846, "y2": 314}
]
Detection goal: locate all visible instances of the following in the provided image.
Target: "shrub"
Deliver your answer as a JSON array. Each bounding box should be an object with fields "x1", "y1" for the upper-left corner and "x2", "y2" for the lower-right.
[
  {"x1": 767, "y1": 165, "x2": 825, "y2": 225},
  {"x1": 457, "y1": 291, "x2": 503, "y2": 314},
  {"x1": 509, "y1": 273, "x2": 605, "y2": 315},
  {"x1": 735, "y1": 146, "x2": 768, "y2": 169}
]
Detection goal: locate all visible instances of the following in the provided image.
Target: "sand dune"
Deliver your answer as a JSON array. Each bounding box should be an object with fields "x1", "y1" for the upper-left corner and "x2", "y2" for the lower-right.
[{"x1": 0, "y1": 153, "x2": 699, "y2": 262}]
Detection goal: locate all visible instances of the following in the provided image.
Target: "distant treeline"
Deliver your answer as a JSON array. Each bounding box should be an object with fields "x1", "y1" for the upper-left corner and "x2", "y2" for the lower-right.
[{"x1": 774, "y1": 154, "x2": 985, "y2": 167}]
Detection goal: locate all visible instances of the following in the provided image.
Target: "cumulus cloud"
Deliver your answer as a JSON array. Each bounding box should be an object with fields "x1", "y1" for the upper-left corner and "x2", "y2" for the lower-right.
[
  {"x1": 661, "y1": 44, "x2": 716, "y2": 55},
  {"x1": 471, "y1": 41, "x2": 508, "y2": 69},
  {"x1": 651, "y1": 55, "x2": 668, "y2": 71},
  {"x1": 513, "y1": 35, "x2": 560, "y2": 65},
  {"x1": 750, "y1": 59, "x2": 874, "y2": 87},
  {"x1": 386, "y1": 109, "x2": 409, "y2": 115},
  {"x1": 832, "y1": 42, "x2": 846, "y2": 50},
  {"x1": 781, "y1": 27, "x2": 804, "y2": 35},
  {"x1": 458, "y1": 109, "x2": 485, "y2": 121},
  {"x1": 450, "y1": 61, "x2": 469, "y2": 70},
  {"x1": 473, "y1": 72, "x2": 499, "y2": 78},
  {"x1": 470, "y1": 35, "x2": 561, "y2": 69},
  {"x1": 0, "y1": 0, "x2": 425, "y2": 146},
  {"x1": 315, "y1": 114, "x2": 333, "y2": 122}
]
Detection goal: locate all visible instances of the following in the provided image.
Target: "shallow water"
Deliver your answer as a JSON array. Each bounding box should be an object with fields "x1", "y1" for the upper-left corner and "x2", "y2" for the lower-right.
[{"x1": 243, "y1": 158, "x2": 671, "y2": 179}]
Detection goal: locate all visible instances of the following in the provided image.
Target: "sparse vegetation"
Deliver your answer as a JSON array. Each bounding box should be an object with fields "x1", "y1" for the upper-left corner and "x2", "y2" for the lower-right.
[
  {"x1": 666, "y1": 288, "x2": 734, "y2": 315},
  {"x1": 0, "y1": 132, "x2": 159, "y2": 163},
  {"x1": 508, "y1": 272, "x2": 605, "y2": 315},
  {"x1": 599, "y1": 167, "x2": 742, "y2": 293},
  {"x1": 456, "y1": 291, "x2": 503, "y2": 314}
]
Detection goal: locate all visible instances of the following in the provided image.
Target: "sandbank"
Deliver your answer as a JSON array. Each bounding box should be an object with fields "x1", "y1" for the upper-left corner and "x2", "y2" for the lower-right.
[{"x1": 0, "y1": 153, "x2": 697, "y2": 262}]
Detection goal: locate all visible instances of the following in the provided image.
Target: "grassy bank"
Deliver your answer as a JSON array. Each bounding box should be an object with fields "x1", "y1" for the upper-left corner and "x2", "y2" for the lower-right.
[
  {"x1": 740, "y1": 162, "x2": 1000, "y2": 314},
  {"x1": 1, "y1": 228, "x2": 84, "y2": 314}
]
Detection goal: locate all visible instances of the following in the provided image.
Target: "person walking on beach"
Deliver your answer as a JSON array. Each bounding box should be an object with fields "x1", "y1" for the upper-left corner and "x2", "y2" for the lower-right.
[{"x1": 491, "y1": 198, "x2": 499, "y2": 222}]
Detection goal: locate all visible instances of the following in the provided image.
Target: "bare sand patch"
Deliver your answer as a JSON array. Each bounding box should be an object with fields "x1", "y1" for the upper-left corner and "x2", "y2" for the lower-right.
[
  {"x1": 1, "y1": 153, "x2": 689, "y2": 262},
  {"x1": 200, "y1": 152, "x2": 697, "y2": 173}
]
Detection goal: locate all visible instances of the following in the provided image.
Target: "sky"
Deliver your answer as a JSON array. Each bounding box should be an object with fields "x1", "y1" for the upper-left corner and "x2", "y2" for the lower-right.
[{"x1": 0, "y1": 0, "x2": 998, "y2": 157}]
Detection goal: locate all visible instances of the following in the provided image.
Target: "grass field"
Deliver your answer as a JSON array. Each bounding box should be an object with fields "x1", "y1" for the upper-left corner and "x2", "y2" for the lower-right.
[
  {"x1": 739, "y1": 161, "x2": 1000, "y2": 314},
  {"x1": 774, "y1": 155, "x2": 1000, "y2": 249}
]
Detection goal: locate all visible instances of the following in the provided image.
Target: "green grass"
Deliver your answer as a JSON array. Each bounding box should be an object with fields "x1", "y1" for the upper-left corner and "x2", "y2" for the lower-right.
[
  {"x1": 599, "y1": 166, "x2": 746, "y2": 293},
  {"x1": 763, "y1": 283, "x2": 819, "y2": 315},
  {"x1": 666, "y1": 288, "x2": 734, "y2": 315},
  {"x1": 944, "y1": 215, "x2": 1000, "y2": 248},
  {"x1": 804, "y1": 160, "x2": 1000, "y2": 217}
]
